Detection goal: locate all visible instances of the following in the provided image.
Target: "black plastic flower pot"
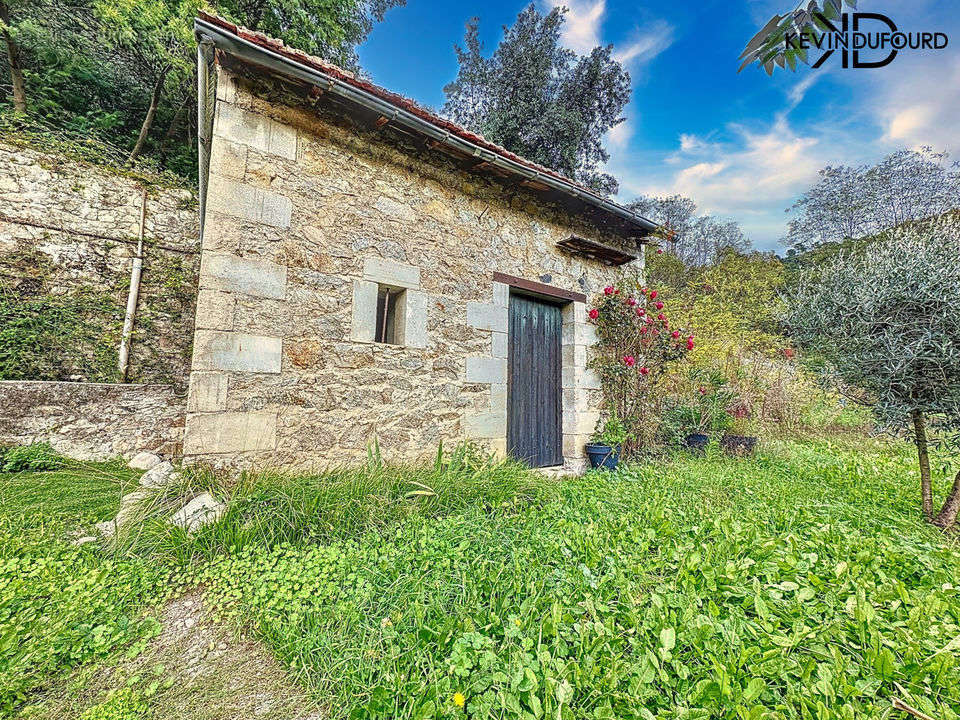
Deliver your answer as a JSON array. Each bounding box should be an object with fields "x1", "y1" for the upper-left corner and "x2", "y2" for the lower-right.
[
  {"x1": 683, "y1": 433, "x2": 710, "y2": 453},
  {"x1": 720, "y1": 435, "x2": 757, "y2": 456},
  {"x1": 585, "y1": 443, "x2": 621, "y2": 470}
]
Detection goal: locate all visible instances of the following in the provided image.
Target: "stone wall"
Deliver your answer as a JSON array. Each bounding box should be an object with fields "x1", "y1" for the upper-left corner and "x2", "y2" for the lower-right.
[
  {"x1": 183, "y1": 68, "x2": 645, "y2": 471},
  {"x1": 0, "y1": 381, "x2": 185, "y2": 461},
  {"x1": 0, "y1": 140, "x2": 200, "y2": 386}
]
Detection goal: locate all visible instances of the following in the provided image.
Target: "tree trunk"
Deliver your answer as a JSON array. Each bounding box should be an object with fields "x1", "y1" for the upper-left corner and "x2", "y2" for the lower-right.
[
  {"x1": 912, "y1": 410, "x2": 934, "y2": 520},
  {"x1": 127, "y1": 68, "x2": 168, "y2": 164},
  {"x1": 933, "y1": 470, "x2": 960, "y2": 530},
  {"x1": 158, "y1": 87, "x2": 191, "y2": 161},
  {"x1": 0, "y1": 0, "x2": 27, "y2": 113}
]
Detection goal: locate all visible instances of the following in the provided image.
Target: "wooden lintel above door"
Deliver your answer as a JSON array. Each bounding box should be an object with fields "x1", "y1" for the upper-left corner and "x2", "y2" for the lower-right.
[{"x1": 492, "y1": 272, "x2": 587, "y2": 304}]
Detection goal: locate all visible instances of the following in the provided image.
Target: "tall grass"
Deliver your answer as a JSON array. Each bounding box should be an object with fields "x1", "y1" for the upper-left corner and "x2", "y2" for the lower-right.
[{"x1": 112, "y1": 442, "x2": 555, "y2": 561}]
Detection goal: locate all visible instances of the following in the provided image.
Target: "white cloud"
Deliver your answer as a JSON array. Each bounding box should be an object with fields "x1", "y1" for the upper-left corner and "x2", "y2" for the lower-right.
[
  {"x1": 679, "y1": 133, "x2": 706, "y2": 153},
  {"x1": 613, "y1": 22, "x2": 675, "y2": 67},
  {"x1": 546, "y1": 0, "x2": 674, "y2": 69},
  {"x1": 873, "y1": 57, "x2": 960, "y2": 152},
  {"x1": 553, "y1": 0, "x2": 605, "y2": 54},
  {"x1": 787, "y1": 73, "x2": 819, "y2": 109},
  {"x1": 607, "y1": 116, "x2": 634, "y2": 148},
  {"x1": 609, "y1": 116, "x2": 831, "y2": 249}
]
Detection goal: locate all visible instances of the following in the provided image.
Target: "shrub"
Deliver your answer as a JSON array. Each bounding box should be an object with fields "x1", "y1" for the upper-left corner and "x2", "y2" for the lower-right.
[
  {"x1": 785, "y1": 217, "x2": 960, "y2": 528},
  {"x1": 1, "y1": 443, "x2": 63, "y2": 473},
  {"x1": 587, "y1": 281, "x2": 693, "y2": 453},
  {"x1": 660, "y1": 369, "x2": 735, "y2": 444}
]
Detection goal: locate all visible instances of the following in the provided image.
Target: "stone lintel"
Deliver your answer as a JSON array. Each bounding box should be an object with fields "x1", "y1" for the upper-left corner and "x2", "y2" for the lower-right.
[{"x1": 362, "y1": 256, "x2": 421, "y2": 289}]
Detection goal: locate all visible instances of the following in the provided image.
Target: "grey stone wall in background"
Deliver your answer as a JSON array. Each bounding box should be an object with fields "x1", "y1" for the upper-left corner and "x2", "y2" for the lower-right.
[
  {"x1": 0, "y1": 381, "x2": 185, "y2": 460},
  {"x1": 0, "y1": 140, "x2": 200, "y2": 386}
]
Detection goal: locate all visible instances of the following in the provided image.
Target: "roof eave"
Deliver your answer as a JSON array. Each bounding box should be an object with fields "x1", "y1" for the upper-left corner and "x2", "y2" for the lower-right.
[{"x1": 193, "y1": 15, "x2": 660, "y2": 240}]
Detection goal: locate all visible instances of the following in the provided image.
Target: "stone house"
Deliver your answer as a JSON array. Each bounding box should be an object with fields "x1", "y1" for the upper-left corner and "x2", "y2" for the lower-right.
[{"x1": 185, "y1": 13, "x2": 660, "y2": 471}]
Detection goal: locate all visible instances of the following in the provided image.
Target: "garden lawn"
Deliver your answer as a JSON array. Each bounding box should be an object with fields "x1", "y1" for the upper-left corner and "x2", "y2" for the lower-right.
[{"x1": 2, "y1": 441, "x2": 959, "y2": 720}]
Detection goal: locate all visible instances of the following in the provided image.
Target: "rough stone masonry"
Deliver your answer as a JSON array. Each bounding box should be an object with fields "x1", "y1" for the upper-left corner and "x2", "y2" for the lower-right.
[{"x1": 183, "y1": 65, "x2": 646, "y2": 472}]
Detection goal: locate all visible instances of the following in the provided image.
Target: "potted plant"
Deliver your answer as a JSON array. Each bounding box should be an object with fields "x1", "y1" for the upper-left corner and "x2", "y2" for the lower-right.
[
  {"x1": 586, "y1": 412, "x2": 628, "y2": 470},
  {"x1": 663, "y1": 372, "x2": 734, "y2": 453},
  {"x1": 721, "y1": 401, "x2": 758, "y2": 456}
]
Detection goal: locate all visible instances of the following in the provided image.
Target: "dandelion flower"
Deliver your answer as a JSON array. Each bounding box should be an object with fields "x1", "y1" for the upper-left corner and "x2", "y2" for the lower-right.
[{"x1": 453, "y1": 692, "x2": 466, "y2": 708}]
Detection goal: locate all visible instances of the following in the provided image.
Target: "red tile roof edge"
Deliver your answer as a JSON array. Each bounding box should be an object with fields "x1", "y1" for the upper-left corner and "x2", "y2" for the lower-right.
[{"x1": 196, "y1": 11, "x2": 654, "y2": 233}]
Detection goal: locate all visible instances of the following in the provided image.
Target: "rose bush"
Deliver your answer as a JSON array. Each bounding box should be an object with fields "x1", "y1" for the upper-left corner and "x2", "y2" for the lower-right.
[{"x1": 587, "y1": 281, "x2": 693, "y2": 454}]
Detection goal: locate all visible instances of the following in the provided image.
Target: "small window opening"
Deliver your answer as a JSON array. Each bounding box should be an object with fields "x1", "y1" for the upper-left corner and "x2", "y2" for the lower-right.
[{"x1": 375, "y1": 285, "x2": 404, "y2": 344}]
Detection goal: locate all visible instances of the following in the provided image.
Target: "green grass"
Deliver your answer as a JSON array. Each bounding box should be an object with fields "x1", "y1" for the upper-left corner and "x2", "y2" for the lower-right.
[
  {"x1": 2, "y1": 440, "x2": 960, "y2": 720},
  {"x1": 0, "y1": 458, "x2": 139, "y2": 530}
]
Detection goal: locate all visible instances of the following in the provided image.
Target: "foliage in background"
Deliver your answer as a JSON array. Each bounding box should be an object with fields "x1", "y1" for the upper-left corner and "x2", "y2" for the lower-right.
[
  {"x1": 646, "y1": 247, "x2": 869, "y2": 442},
  {"x1": 0, "y1": 0, "x2": 402, "y2": 179},
  {"x1": 0, "y1": 288, "x2": 123, "y2": 382},
  {"x1": 442, "y1": 4, "x2": 630, "y2": 196},
  {"x1": 586, "y1": 281, "x2": 693, "y2": 453},
  {"x1": 213, "y1": 0, "x2": 405, "y2": 72},
  {"x1": 627, "y1": 194, "x2": 750, "y2": 267},
  {"x1": 785, "y1": 217, "x2": 960, "y2": 528},
  {"x1": 660, "y1": 368, "x2": 735, "y2": 444},
  {"x1": 784, "y1": 147, "x2": 960, "y2": 254}
]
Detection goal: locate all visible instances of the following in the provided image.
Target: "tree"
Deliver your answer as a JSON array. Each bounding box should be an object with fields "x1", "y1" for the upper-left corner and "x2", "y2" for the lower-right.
[
  {"x1": 784, "y1": 218, "x2": 960, "y2": 529},
  {"x1": 218, "y1": 0, "x2": 404, "y2": 72},
  {"x1": 95, "y1": 0, "x2": 197, "y2": 164},
  {"x1": 442, "y1": 5, "x2": 630, "y2": 196},
  {"x1": 1, "y1": 0, "x2": 401, "y2": 176},
  {"x1": 627, "y1": 194, "x2": 750, "y2": 266},
  {"x1": 785, "y1": 148, "x2": 960, "y2": 252},
  {"x1": 0, "y1": 0, "x2": 27, "y2": 111}
]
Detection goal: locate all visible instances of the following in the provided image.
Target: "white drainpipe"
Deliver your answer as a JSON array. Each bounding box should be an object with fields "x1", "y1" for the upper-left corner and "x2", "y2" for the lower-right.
[{"x1": 118, "y1": 187, "x2": 148, "y2": 380}]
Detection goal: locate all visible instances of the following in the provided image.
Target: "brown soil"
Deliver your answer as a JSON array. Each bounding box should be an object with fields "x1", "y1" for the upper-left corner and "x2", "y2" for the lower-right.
[{"x1": 19, "y1": 593, "x2": 323, "y2": 720}]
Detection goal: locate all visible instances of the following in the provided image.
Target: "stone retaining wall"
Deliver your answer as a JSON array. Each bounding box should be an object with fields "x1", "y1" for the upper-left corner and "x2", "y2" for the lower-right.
[
  {"x1": 0, "y1": 140, "x2": 200, "y2": 386},
  {"x1": 0, "y1": 381, "x2": 185, "y2": 461}
]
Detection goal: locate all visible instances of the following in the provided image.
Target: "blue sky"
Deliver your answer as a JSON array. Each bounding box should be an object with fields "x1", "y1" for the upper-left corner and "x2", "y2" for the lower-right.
[{"x1": 358, "y1": 1, "x2": 960, "y2": 251}]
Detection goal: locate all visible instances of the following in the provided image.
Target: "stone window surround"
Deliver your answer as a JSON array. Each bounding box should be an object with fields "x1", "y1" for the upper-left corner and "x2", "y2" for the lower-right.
[
  {"x1": 350, "y1": 256, "x2": 428, "y2": 348},
  {"x1": 464, "y1": 277, "x2": 599, "y2": 470}
]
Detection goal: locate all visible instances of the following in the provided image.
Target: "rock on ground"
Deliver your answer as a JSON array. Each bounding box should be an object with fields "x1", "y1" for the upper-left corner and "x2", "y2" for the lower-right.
[
  {"x1": 139, "y1": 461, "x2": 179, "y2": 489},
  {"x1": 170, "y1": 493, "x2": 226, "y2": 533},
  {"x1": 128, "y1": 451, "x2": 162, "y2": 471}
]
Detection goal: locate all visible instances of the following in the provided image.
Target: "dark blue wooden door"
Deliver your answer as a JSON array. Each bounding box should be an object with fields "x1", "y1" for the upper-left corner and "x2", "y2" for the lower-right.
[{"x1": 507, "y1": 293, "x2": 563, "y2": 468}]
